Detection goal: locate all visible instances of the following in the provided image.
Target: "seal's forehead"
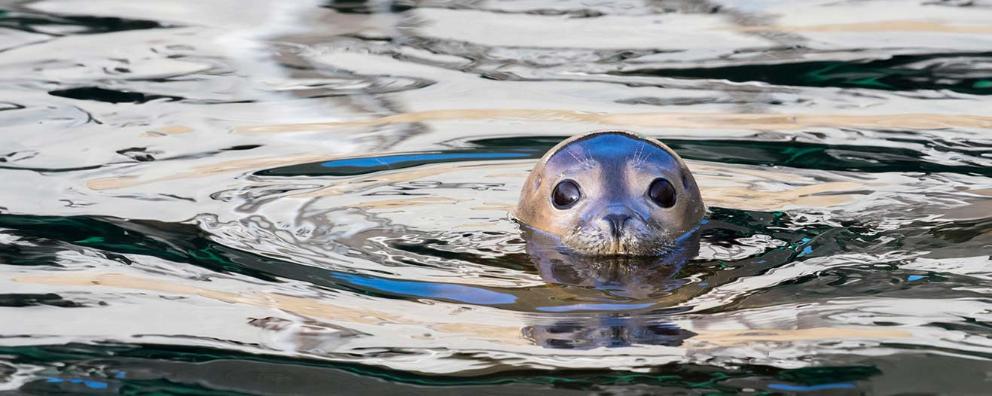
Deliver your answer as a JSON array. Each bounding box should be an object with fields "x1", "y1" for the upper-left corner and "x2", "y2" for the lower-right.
[{"x1": 545, "y1": 133, "x2": 678, "y2": 170}]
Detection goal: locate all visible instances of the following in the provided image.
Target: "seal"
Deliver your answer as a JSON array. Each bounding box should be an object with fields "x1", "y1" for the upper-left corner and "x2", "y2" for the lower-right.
[{"x1": 515, "y1": 130, "x2": 705, "y2": 256}]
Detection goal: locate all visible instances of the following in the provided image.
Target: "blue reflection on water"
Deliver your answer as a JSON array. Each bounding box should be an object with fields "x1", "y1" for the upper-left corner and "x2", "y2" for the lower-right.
[
  {"x1": 45, "y1": 377, "x2": 109, "y2": 390},
  {"x1": 332, "y1": 273, "x2": 517, "y2": 305},
  {"x1": 322, "y1": 152, "x2": 531, "y2": 169}
]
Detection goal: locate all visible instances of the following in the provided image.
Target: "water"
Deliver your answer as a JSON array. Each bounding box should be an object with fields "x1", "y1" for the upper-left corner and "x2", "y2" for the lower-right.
[{"x1": 0, "y1": 0, "x2": 991, "y2": 393}]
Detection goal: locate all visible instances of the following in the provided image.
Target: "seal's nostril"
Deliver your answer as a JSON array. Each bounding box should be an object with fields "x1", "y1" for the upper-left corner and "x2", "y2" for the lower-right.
[{"x1": 604, "y1": 214, "x2": 630, "y2": 238}]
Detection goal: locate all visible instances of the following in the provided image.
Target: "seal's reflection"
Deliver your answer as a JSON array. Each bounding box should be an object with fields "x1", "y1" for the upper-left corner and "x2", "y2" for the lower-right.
[{"x1": 521, "y1": 227, "x2": 699, "y2": 349}]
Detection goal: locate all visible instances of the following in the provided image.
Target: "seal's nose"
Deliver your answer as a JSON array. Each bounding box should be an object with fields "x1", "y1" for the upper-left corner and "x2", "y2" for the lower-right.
[{"x1": 603, "y1": 213, "x2": 631, "y2": 238}]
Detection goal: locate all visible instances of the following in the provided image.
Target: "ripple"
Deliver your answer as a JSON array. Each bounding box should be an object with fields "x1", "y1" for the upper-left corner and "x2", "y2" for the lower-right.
[
  {"x1": 48, "y1": 86, "x2": 182, "y2": 104},
  {"x1": 0, "y1": 100, "x2": 97, "y2": 128},
  {"x1": 0, "y1": 293, "x2": 83, "y2": 308},
  {"x1": 3, "y1": 0, "x2": 992, "y2": 392},
  {"x1": 261, "y1": 74, "x2": 436, "y2": 99},
  {"x1": 258, "y1": 135, "x2": 992, "y2": 177},
  {"x1": 0, "y1": 342, "x2": 908, "y2": 394},
  {"x1": 614, "y1": 52, "x2": 992, "y2": 95},
  {"x1": 0, "y1": 9, "x2": 168, "y2": 35}
]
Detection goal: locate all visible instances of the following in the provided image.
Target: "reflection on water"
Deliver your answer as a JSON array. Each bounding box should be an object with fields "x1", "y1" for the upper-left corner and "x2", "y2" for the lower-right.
[{"x1": 1, "y1": 0, "x2": 991, "y2": 393}]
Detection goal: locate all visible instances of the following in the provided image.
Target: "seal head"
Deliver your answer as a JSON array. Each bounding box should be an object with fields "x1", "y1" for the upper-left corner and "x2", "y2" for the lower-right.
[{"x1": 515, "y1": 131, "x2": 704, "y2": 256}]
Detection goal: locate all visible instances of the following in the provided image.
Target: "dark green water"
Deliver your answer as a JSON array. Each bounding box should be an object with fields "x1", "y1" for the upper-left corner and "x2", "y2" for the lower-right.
[{"x1": 1, "y1": 0, "x2": 991, "y2": 394}]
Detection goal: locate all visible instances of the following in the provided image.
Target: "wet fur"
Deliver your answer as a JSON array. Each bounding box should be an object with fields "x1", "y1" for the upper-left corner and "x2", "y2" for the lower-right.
[{"x1": 515, "y1": 131, "x2": 705, "y2": 256}]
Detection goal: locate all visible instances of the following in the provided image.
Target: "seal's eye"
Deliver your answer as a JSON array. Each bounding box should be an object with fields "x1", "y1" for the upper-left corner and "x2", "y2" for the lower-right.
[
  {"x1": 647, "y1": 178, "x2": 677, "y2": 208},
  {"x1": 552, "y1": 180, "x2": 581, "y2": 209}
]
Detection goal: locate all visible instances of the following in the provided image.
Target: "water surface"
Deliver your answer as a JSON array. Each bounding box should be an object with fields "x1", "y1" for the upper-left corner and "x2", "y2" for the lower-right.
[{"x1": 1, "y1": 0, "x2": 991, "y2": 394}]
